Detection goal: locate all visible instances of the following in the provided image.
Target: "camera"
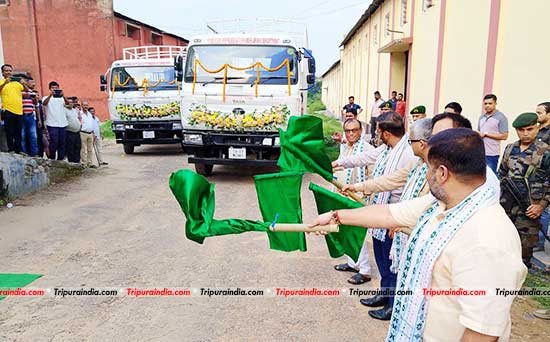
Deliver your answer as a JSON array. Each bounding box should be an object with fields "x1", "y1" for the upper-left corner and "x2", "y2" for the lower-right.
[{"x1": 53, "y1": 89, "x2": 63, "y2": 98}]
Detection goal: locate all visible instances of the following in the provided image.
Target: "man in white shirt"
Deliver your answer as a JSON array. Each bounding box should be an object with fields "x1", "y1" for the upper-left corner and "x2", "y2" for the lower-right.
[
  {"x1": 64, "y1": 97, "x2": 81, "y2": 163},
  {"x1": 42, "y1": 81, "x2": 69, "y2": 160},
  {"x1": 89, "y1": 107, "x2": 107, "y2": 166},
  {"x1": 310, "y1": 128, "x2": 526, "y2": 342},
  {"x1": 334, "y1": 112, "x2": 416, "y2": 320},
  {"x1": 80, "y1": 101, "x2": 95, "y2": 167},
  {"x1": 370, "y1": 91, "x2": 384, "y2": 139}
]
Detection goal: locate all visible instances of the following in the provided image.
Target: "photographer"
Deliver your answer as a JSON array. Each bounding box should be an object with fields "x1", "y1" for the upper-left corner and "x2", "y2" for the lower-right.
[
  {"x1": 21, "y1": 76, "x2": 40, "y2": 156},
  {"x1": 0, "y1": 64, "x2": 29, "y2": 153},
  {"x1": 42, "y1": 81, "x2": 69, "y2": 160}
]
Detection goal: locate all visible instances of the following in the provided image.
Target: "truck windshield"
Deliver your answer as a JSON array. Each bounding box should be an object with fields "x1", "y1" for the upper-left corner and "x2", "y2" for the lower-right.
[
  {"x1": 111, "y1": 66, "x2": 177, "y2": 91},
  {"x1": 184, "y1": 45, "x2": 298, "y2": 85}
]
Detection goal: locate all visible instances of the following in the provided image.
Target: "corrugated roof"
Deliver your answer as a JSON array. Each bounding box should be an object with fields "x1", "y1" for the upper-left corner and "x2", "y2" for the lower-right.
[
  {"x1": 321, "y1": 59, "x2": 341, "y2": 77},
  {"x1": 340, "y1": 0, "x2": 385, "y2": 47},
  {"x1": 114, "y1": 11, "x2": 189, "y2": 43}
]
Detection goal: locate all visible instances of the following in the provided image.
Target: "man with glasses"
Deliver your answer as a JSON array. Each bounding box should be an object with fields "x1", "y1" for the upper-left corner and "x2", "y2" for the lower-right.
[{"x1": 333, "y1": 118, "x2": 374, "y2": 285}]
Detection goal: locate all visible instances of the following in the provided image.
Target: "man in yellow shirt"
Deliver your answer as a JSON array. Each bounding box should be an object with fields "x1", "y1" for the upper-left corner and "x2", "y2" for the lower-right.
[{"x1": 0, "y1": 64, "x2": 28, "y2": 153}]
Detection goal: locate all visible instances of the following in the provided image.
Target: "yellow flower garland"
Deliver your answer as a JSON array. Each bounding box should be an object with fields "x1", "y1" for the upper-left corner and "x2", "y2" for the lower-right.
[{"x1": 192, "y1": 58, "x2": 291, "y2": 102}]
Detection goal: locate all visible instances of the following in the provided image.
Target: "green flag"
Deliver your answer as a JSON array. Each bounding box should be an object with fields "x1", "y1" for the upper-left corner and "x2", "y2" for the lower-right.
[
  {"x1": 278, "y1": 115, "x2": 333, "y2": 181},
  {"x1": 254, "y1": 172, "x2": 307, "y2": 252},
  {"x1": 169, "y1": 169, "x2": 270, "y2": 244},
  {"x1": 308, "y1": 182, "x2": 366, "y2": 262}
]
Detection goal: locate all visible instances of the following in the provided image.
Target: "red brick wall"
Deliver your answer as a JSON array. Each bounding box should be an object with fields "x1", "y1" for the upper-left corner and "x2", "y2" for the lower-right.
[
  {"x1": 1, "y1": 0, "x2": 115, "y2": 120},
  {"x1": 0, "y1": 1, "x2": 186, "y2": 121}
]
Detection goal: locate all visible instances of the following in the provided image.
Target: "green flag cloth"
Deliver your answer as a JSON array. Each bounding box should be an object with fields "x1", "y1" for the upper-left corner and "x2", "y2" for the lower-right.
[
  {"x1": 308, "y1": 182, "x2": 366, "y2": 262},
  {"x1": 278, "y1": 115, "x2": 333, "y2": 181},
  {"x1": 0, "y1": 273, "x2": 42, "y2": 300},
  {"x1": 169, "y1": 169, "x2": 270, "y2": 244},
  {"x1": 254, "y1": 172, "x2": 307, "y2": 252}
]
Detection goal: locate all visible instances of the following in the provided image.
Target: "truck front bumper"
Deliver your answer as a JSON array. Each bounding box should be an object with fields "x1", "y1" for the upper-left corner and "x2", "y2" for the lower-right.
[{"x1": 112, "y1": 120, "x2": 182, "y2": 145}]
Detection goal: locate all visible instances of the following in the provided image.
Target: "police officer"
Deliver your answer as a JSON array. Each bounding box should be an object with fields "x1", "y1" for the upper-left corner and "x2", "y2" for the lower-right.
[
  {"x1": 498, "y1": 112, "x2": 550, "y2": 268},
  {"x1": 410, "y1": 105, "x2": 427, "y2": 121}
]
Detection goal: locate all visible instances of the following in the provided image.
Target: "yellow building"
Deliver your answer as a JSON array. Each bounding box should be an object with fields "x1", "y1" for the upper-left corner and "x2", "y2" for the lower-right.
[
  {"x1": 321, "y1": 0, "x2": 550, "y2": 145},
  {"x1": 321, "y1": 60, "x2": 342, "y2": 117}
]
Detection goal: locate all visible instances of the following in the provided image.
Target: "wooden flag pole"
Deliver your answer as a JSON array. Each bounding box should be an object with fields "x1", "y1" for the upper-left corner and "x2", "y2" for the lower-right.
[
  {"x1": 331, "y1": 179, "x2": 367, "y2": 205},
  {"x1": 271, "y1": 224, "x2": 339, "y2": 233}
]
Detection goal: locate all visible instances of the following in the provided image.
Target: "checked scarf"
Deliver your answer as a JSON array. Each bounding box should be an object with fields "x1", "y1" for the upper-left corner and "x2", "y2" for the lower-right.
[
  {"x1": 368, "y1": 134, "x2": 411, "y2": 241},
  {"x1": 386, "y1": 182, "x2": 499, "y2": 342},
  {"x1": 389, "y1": 160, "x2": 428, "y2": 273}
]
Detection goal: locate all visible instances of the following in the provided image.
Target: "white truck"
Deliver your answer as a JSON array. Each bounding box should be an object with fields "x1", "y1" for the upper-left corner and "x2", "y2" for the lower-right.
[
  {"x1": 100, "y1": 46, "x2": 187, "y2": 154},
  {"x1": 174, "y1": 19, "x2": 316, "y2": 175}
]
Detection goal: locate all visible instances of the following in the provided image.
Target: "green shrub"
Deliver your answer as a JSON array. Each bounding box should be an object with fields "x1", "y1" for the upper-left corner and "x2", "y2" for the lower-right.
[{"x1": 100, "y1": 120, "x2": 115, "y2": 139}]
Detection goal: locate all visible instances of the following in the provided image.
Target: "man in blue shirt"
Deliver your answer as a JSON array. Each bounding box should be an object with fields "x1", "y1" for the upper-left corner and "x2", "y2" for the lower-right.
[
  {"x1": 389, "y1": 90, "x2": 398, "y2": 111},
  {"x1": 341, "y1": 96, "x2": 362, "y2": 118}
]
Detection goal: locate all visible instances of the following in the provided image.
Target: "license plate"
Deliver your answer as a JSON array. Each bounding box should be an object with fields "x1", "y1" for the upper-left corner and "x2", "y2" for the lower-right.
[
  {"x1": 228, "y1": 147, "x2": 246, "y2": 159},
  {"x1": 143, "y1": 131, "x2": 155, "y2": 139}
]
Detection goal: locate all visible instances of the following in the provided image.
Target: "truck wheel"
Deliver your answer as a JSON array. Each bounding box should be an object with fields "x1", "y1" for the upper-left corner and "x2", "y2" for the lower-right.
[
  {"x1": 195, "y1": 163, "x2": 213, "y2": 176},
  {"x1": 123, "y1": 144, "x2": 135, "y2": 154}
]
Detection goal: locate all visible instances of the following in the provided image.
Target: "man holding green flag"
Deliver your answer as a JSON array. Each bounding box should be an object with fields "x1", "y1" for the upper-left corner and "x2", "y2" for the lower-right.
[{"x1": 333, "y1": 112, "x2": 415, "y2": 321}]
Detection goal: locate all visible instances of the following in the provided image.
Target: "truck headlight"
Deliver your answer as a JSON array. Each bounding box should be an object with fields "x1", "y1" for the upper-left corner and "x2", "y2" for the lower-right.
[
  {"x1": 183, "y1": 134, "x2": 202, "y2": 144},
  {"x1": 173, "y1": 122, "x2": 183, "y2": 130},
  {"x1": 114, "y1": 124, "x2": 125, "y2": 131},
  {"x1": 274, "y1": 137, "x2": 280, "y2": 146},
  {"x1": 262, "y1": 138, "x2": 272, "y2": 146}
]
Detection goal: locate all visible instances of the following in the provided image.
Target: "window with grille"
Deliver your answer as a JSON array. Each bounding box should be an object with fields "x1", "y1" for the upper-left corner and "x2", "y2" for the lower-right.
[
  {"x1": 151, "y1": 32, "x2": 163, "y2": 45},
  {"x1": 125, "y1": 23, "x2": 141, "y2": 40}
]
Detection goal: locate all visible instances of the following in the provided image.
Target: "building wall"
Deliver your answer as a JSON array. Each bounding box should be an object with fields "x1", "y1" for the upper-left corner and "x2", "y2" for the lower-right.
[
  {"x1": 0, "y1": 1, "x2": 187, "y2": 121},
  {"x1": 492, "y1": 0, "x2": 550, "y2": 144},
  {"x1": 321, "y1": 62, "x2": 342, "y2": 117},
  {"x1": 323, "y1": 0, "x2": 550, "y2": 156},
  {"x1": 437, "y1": 0, "x2": 491, "y2": 122}
]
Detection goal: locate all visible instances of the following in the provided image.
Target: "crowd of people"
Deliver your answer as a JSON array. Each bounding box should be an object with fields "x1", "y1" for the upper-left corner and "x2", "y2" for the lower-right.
[
  {"x1": 316, "y1": 91, "x2": 550, "y2": 340},
  {"x1": 0, "y1": 64, "x2": 107, "y2": 166}
]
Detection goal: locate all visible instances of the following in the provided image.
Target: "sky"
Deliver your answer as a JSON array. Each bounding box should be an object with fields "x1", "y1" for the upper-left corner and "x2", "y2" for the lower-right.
[{"x1": 114, "y1": 0, "x2": 373, "y2": 75}]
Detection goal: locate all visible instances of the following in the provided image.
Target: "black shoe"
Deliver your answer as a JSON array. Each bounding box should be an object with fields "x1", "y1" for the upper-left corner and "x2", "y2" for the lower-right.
[
  {"x1": 368, "y1": 304, "x2": 392, "y2": 321},
  {"x1": 360, "y1": 295, "x2": 388, "y2": 307}
]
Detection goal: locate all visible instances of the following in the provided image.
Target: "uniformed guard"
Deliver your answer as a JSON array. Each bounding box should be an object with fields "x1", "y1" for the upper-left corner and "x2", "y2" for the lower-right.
[
  {"x1": 499, "y1": 112, "x2": 550, "y2": 268},
  {"x1": 410, "y1": 105, "x2": 427, "y2": 121}
]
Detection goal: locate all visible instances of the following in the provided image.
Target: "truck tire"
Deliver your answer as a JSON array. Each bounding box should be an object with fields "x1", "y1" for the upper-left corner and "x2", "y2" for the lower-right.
[
  {"x1": 123, "y1": 144, "x2": 135, "y2": 154},
  {"x1": 195, "y1": 163, "x2": 213, "y2": 176}
]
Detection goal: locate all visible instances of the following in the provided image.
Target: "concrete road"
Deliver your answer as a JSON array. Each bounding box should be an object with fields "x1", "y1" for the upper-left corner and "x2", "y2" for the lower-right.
[{"x1": 0, "y1": 142, "x2": 548, "y2": 341}]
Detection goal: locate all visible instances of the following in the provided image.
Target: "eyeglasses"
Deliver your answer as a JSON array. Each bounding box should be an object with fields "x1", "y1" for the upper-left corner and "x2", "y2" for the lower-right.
[
  {"x1": 344, "y1": 128, "x2": 361, "y2": 133},
  {"x1": 408, "y1": 139, "x2": 423, "y2": 144}
]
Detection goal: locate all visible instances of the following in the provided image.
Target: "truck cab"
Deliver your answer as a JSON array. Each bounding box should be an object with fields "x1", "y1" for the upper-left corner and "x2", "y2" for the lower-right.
[
  {"x1": 101, "y1": 46, "x2": 187, "y2": 154},
  {"x1": 175, "y1": 19, "x2": 315, "y2": 176}
]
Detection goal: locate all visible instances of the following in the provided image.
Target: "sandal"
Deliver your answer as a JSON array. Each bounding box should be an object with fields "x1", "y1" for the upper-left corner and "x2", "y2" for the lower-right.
[
  {"x1": 347, "y1": 273, "x2": 371, "y2": 285},
  {"x1": 334, "y1": 263, "x2": 358, "y2": 273}
]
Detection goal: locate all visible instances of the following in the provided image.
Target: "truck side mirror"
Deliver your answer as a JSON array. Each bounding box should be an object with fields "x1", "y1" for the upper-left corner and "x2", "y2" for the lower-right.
[
  {"x1": 100, "y1": 75, "x2": 107, "y2": 85},
  {"x1": 307, "y1": 58, "x2": 316, "y2": 74},
  {"x1": 174, "y1": 55, "x2": 184, "y2": 82},
  {"x1": 307, "y1": 75, "x2": 315, "y2": 85},
  {"x1": 100, "y1": 85, "x2": 107, "y2": 92}
]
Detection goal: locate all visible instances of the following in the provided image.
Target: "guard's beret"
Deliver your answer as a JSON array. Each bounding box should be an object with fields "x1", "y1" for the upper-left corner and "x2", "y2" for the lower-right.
[
  {"x1": 512, "y1": 112, "x2": 538, "y2": 128},
  {"x1": 410, "y1": 105, "x2": 426, "y2": 114},
  {"x1": 379, "y1": 101, "x2": 393, "y2": 109}
]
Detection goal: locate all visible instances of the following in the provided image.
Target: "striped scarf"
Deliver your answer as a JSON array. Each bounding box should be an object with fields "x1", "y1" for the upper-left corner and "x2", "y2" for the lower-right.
[
  {"x1": 389, "y1": 160, "x2": 428, "y2": 273},
  {"x1": 343, "y1": 138, "x2": 368, "y2": 185},
  {"x1": 368, "y1": 134, "x2": 411, "y2": 241},
  {"x1": 386, "y1": 182, "x2": 499, "y2": 342}
]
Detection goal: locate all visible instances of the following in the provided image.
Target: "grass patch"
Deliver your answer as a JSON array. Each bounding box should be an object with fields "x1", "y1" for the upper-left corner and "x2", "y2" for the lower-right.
[
  {"x1": 100, "y1": 120, "x2": 115, "y2": 139},
  {"x1": 309, "y1": 112, "x2": 342, "y2": 161},
  {"x1": 523, "y1": 271, "x2": 550, "y2": 309}
]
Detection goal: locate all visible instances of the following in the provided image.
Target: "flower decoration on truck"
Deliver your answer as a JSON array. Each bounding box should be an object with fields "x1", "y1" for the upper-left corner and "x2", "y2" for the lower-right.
[
  {"x1": 188, "y1": 104, "x2": 290, "y2": 131},
  {"x1": 115, "y1": 101, "x2": 180, "y2": 120}
]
